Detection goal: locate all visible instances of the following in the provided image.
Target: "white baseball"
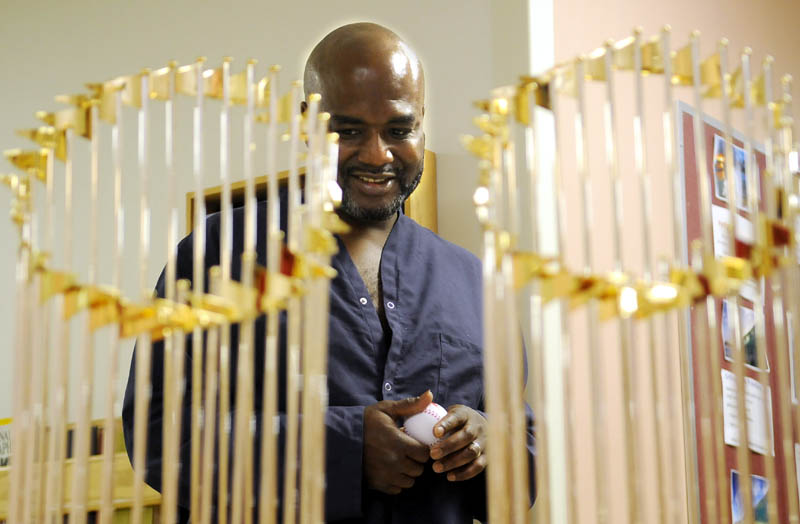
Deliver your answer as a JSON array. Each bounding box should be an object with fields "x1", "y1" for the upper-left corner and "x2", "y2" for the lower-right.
[{"x1": 403, "y1": 402, "x2": 448, "y2": 446}]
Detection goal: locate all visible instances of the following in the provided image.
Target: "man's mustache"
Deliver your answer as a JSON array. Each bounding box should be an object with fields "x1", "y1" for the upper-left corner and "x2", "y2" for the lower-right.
[{"x1": 344, "y1": 164, "x2": 398, "y2": 177}]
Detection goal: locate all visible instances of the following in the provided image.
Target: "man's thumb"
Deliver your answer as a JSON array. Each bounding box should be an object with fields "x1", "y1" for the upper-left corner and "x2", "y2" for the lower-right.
[{"x1": 383, "y1": 390, "x2": 433, "y2": 419}]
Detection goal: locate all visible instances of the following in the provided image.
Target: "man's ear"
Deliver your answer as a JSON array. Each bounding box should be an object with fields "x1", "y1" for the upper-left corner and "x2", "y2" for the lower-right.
[{"x1": 300, "y1": 100, "x2": 308, "y2": 114}]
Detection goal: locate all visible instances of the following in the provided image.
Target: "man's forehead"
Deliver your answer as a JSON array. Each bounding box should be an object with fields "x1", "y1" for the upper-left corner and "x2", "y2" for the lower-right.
[
  {"x1": 328, "y1": 97, "x2": 421, "y2": 126},
  {"x1": 326, "y1": 54, "x2": 421, "y2": 94},
  {"x1": 321, "y1": 62, "x2": 423, "y2": 115}
]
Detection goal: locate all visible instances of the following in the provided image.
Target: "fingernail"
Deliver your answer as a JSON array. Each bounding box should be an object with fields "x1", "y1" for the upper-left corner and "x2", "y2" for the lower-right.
[
  {"x1": 430, "y1": 449, "x2": 441, "y2": 460},
  {"x1": 434, "y1": 426, "x2": 444, "y2": 437},
  {"x1": 433, "y1": 462, "x2": 443, "y2": 473},
  {"x1": 447, "y1": 473, "x2": 455, "y2": 481}
]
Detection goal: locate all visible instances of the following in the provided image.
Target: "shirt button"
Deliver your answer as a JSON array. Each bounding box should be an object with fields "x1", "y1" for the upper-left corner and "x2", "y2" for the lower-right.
[
  {"x1": 359, "y1": 297, "x2": 368, "y2": 305},
  {"x1": 386, "y1": 301, "x2": 395, "y2": 309},
  {"x1": 384, "y1": 382, "x2": 392, "y2": 391}
]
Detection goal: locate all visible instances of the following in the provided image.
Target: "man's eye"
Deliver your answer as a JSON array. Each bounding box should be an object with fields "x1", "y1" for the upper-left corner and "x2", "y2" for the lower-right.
[
  {"x1": 390, "y1": 128, "x2": 412, "y2": 138},
  {"x1": 336, "y1": 128, "x2": 360, "y2": 138}
]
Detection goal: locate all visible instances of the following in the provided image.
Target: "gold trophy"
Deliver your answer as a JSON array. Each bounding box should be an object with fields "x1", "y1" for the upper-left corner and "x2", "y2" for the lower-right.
[
  {"x1": 0, "y1": 57, "x2": 343, "y2": 524},
  {"x1": 465, "y1": 27, "x2": 800, "y2": 524}
]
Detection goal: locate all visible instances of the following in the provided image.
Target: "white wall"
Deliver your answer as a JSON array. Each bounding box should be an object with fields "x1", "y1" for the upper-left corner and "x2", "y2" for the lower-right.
[{"x1": 0, "y1": 0, "x2": 505, "y2": 420}]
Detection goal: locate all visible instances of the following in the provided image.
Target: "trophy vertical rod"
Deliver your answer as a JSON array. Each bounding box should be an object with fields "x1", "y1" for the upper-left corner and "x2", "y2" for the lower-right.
[
  {"x1": 37, "y1": 147, "x2": 55, "y2": 522},
  {"x1": 307, "y1": 114, "x2": 335, "y2": 524},
  {"x1": 20, "y1": 174, "x2": 37, "y2": 524},
  {"x1": 780, "y1": 80, "x2": 800, "y2": 420},
  {"x1": 689, "y1": 240, "x2": 719, "y2": 524},
  {"x1": 740, "y1": 50, "x2": 782, "y2": 523},
  {"x1": 602, "y1": 41, "x2": 641, "y2": 524},
  {"x1": 45, "y1": 157, "x2": 58, "y2": 523},
  {"x1": 51, "y1": 128, "x2": 75, "y2": 523},
  {"x1": 661, "y1": 26, "x2": 700, "y2": 524},
  {"x1": 259, "y1": 65, "x2": 282, "y2": 524},
  {"x1": 100, "y1": 88, "x2": 124, "y2": 524},
  {"x1": 711, "y1": 39, "x2": 738, "y2": 524},
  {"x1": 499, "y1": 118, "x2": 529, "y2": 522},
  {"x1": 217, "y1": 56, "x2": 233, "y2": 524},
  {"x1": 549, "y1": 73, "x2": 577, "y2": 524},
  {"x1": 299, "y1": 95, "x2": 320, "y2": 524},
  {"x1": 493, "y1": 132, "x2": 510, "y2": 509},
  {"x1": 168, "y1": 280, "x2": 190, "y2": 523},
  {"x1": 763, "y1": 82, "x2": 800, "y2": 521},
  {"x1": 8, "y1": 173, "x2": 32, "y2": 524},
  {"x1": 189, "y1": 56, "x2": 207, "y2": 521},
  {"x1": 11, "y1": 162, "x2": 31, "y2": 524},
  {"x1": 310, "y1": 129, "x2": 337, "y2": 524},
  {"x1": 748, "y1": 48, "x2": 789, "y2": 523},
  {"x1": 69, "y1": 102, "x2": 100, "y2": 524},
  {"x1": 523, "y1": 84, "x2": 551, "y2": 524},
  {"x1": 770, "y1": 64, "x2": 800, "y2": 524},
  {"x1": 281, "y1": 82, "x2": 303, "y2": 524},
  {"x1": 231, "y1": 59, "x2": 258, "y2": 524},
  {"x1": 631, "y1": 29, "x2": 666, "y2": 524},
  {"x1": 574, "y1": 57, "x2": 608, "y2": 524},
  {"x1": 217, "y1": 273, "x2": 232, "y2": 524},
  {"x1": 131, "y1": 70, "x2": 154, "y2": 524},
  {"x1": 473, "y1": 160, "x2": 501, "y2": 524},
  {"x1": 242, "y1": 60, "x2": 258, "y2": 524},
  {"x1": 500, "y1": 136, "x2": 530, "y2": 523},
  {"x1": 162, "y1": 61, "x2": 184, "y2": 524},
  {"x1": 776, "y1": 75, "x2": 800, "y2": 524},
  {"x1": 24, "y1": 163, "x2": 46, "y2": 524},
  {"x1": 200, "y1": 323, "x2": 220, "y2": 524}
]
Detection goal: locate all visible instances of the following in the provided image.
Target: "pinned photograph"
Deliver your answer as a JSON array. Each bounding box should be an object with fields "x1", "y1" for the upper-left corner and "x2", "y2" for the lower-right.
[
  {"x1": 731, "y1": 470, "x2": 768, "y2": 523},
  {"x1": 722, "y1": 299, "x2": 766, "y2": 371},
  {"x1": 713, "y1": 134, "x2": 750, "y2": 211}
]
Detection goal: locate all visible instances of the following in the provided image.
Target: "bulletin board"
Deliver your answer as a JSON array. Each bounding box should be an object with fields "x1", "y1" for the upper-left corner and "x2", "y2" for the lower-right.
[{"x1": 679, "y1": 101, "x2": 792, "y2": 523}]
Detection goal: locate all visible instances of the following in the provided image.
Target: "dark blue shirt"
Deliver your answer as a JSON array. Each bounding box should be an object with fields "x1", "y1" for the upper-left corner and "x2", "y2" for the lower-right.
[{"x1": 122, "y1": 198, "x2": 536, "y2": 523}]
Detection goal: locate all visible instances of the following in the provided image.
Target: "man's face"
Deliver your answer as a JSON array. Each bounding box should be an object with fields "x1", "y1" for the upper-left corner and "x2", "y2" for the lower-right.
[{"x1": 319, "y1": 51, "x2": 425, "y2": 222}]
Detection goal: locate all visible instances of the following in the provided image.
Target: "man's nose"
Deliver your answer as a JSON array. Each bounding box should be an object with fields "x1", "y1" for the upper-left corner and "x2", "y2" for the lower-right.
[{"x1": 358, "y1": 131, "x2": 393, "y2": 166}]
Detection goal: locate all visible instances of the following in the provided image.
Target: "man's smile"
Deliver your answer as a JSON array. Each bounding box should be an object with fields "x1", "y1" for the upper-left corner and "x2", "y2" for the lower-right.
[{"x1": 348, "y1": 171, "x2": 397, "y2": 196}]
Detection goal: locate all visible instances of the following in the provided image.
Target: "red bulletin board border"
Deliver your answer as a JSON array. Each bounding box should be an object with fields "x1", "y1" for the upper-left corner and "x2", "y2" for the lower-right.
[{"x1": 678, "y1": 102, "x2": 791, "y2": 523}]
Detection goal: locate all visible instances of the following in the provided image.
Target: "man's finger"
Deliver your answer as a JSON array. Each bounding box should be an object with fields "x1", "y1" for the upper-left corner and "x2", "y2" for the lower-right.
[
  {"x1": 381, "y1": 390, "x2": 433, "y2": 419},
  {"x1": 432, "y1": 439, "x2": 481, "y2": 473},
  {"x1": 400, "y1": 458, "x2": 425, "y2": 478},
  {"x1": 394, "y1": 474, "x2": 416, "y2": 489},
  {"x1": 402, "y1": 437, "x2": 432, "y2": 463},
  {"x1": 433, "y1": 405, "x2": 468, "y2": 438},
  {"x1": 444, "y1": 455, "x2": 486, "y2": 482},
  {"x1": 430, "y1": 425, "x2": 476, "y2": 460}
]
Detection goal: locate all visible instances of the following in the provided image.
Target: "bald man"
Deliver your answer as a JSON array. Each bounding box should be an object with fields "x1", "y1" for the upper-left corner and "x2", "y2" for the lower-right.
[{"x1": 123, "y1": 22, "x2": 535, "y2": 523}]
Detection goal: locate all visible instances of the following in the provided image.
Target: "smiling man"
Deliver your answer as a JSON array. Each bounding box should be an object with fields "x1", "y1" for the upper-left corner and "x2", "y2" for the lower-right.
[
  {"x1": 299, "y1": 23, "x2": 535, "y2": 522},
  {"x1": 122, "y1": 22, "x2": 535, "y2": 524}
]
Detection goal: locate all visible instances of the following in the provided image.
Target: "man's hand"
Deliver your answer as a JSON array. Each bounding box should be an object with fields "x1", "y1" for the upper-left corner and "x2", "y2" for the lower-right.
[
  {"x1": 363, "y1": 391, "x2": 433, "y2": 495},
  {"x1": 429, "y1": 405, "x2": 487, "y2": 481}
]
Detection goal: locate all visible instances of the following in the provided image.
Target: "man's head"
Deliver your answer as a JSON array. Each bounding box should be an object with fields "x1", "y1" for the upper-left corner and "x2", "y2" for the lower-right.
[{"x1": 304, "y1": 23, "x2": 425, "y2": 223}]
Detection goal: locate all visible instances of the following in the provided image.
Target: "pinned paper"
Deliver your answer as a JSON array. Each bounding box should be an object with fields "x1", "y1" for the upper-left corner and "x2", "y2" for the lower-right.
[{"x1": 721, "y1": 368, "x2": 774, "y2": 455}]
